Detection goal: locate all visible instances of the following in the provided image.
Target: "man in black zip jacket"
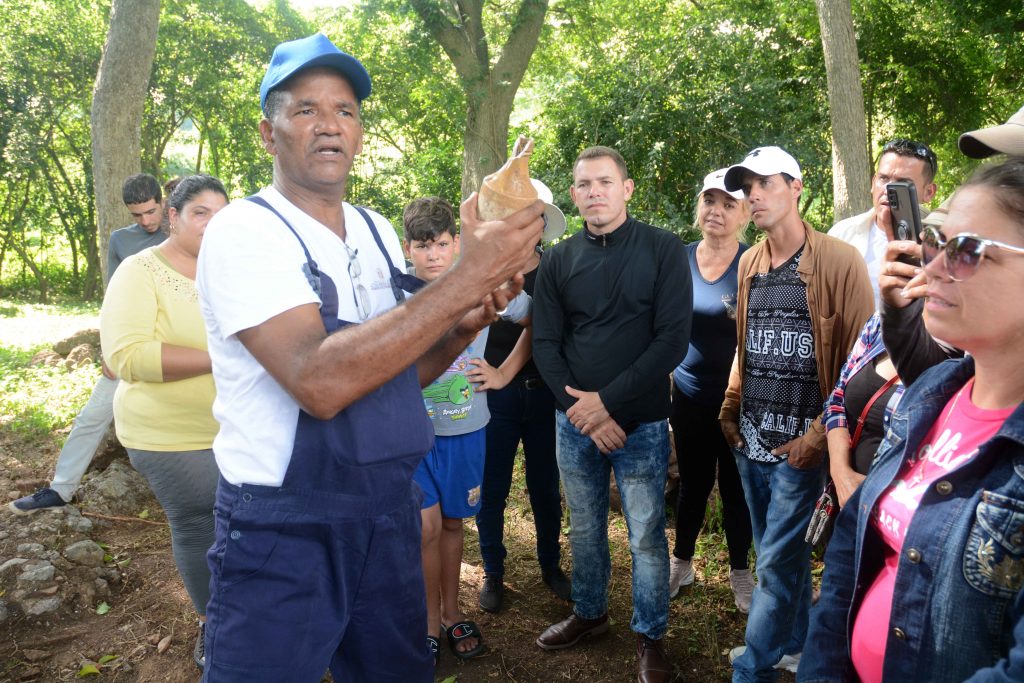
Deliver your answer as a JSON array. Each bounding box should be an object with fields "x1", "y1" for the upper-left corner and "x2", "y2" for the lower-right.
[{"x1": 532, "y1": 145, "x2": 692, "y2": 683}]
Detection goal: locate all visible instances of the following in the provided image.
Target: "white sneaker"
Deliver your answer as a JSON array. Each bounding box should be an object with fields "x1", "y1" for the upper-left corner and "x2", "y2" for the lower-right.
[
  {"x1": 730, "y1": 569, "x2": 755, "y2": 614},
  {"x1": 668, "y1": 557, "x2": 694, "y2": 598},
  {"x1": 728, "y1": 646, "x2": 801, "y2": 672}
]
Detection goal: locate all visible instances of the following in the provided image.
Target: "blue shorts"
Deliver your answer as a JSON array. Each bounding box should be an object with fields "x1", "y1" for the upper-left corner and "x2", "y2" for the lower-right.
[{"x1": 413, "y1": 429, "x2": 485, "y2": 518}]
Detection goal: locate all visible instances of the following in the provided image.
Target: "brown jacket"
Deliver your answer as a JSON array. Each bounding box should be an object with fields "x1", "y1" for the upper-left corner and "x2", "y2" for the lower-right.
[{"x1": 719, "y1": 221, "x2": 874, "y2": 452}]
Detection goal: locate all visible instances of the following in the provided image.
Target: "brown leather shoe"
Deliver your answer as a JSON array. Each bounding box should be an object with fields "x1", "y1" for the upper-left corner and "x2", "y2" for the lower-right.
[
  {"x1": 637, "y1": 634, "x2": 671, "y2": 683},
  {"x1": 536, "y1": 612, "x2": 609, "y2": 650}
]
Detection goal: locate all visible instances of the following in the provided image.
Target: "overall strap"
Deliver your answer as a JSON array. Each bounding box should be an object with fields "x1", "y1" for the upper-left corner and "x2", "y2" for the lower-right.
[
  {"x1": 245, "y1": 195, "x2": 322, "y2": 298},
  {"x1": 353, "y1": 206, "x2": 427, "y2": 299}
]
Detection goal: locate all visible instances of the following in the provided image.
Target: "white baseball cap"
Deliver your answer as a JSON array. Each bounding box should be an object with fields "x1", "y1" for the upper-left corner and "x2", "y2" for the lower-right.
[
  {"x1": 700, "y1": 168, "x2": 745, "y2": 200},
  {"x1": 724, "y1": 146, "x2": 803, "y2": 192},
  {"x1": 531, "y1": 179, "x2": 567, "y2": 242}
]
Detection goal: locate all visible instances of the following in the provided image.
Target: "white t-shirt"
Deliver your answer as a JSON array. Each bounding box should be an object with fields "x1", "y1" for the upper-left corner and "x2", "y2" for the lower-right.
[
  {"x1": 196, "y1": 187, "x2": 406, "y2": 486},
  {"x1": 861, "y1": 222, "x2": 888, "y2": 310}
]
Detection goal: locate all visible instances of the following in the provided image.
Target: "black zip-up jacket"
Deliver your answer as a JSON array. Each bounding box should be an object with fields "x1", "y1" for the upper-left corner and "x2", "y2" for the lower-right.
[{"x1": 532, "y1": 216, "x2": 692, "y2": 428}]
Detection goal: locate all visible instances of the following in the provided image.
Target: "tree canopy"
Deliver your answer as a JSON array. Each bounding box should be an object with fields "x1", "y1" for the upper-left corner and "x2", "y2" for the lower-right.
[{"x1": 1, "y1": 0, "x2": 1019, "y2": 299}]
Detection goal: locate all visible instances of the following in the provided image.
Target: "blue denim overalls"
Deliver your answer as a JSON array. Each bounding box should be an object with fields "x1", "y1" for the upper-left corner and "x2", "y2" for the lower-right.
[{"x1": 202, "y1": 197, "x2": 434, "y2": 682}]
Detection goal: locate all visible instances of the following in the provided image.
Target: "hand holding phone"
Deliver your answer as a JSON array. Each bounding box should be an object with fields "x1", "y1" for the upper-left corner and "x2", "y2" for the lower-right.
[{"x1": 886, "y1": 182, "x2": 922, "y2": 243}]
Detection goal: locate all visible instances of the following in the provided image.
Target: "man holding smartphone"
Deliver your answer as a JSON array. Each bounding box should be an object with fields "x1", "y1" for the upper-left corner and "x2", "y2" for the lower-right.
[
  {"x1": 828, "y1": 138, "x2": 938, "y2": 309},
  {"x1": 880, "y1": 105, "x2": 1024, "y2": 384}
]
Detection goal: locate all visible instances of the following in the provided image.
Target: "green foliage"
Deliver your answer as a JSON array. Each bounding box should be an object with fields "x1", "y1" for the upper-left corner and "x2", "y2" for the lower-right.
[
  {"x1": 1, "y1": 0, "x2": 1020, "y2": 297},
  {"x1": 319, "y1": 1, "x2": 467, "y2": 223},
  {"x1": 0, "y1": 343, "x2": 100, "y2": 442}
]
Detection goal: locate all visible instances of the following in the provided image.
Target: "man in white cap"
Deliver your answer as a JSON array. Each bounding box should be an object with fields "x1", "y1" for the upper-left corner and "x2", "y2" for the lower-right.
[
  {"x1": 196, "y1": 33, "x2": 543, "y2": 682},
  {"x1": 879, "y1": 103, "x2": 1024, "y2": 385},
  {"x1": 717, "y1": 146, "x2": 872, "y2": 682},
  {"x1": 827, "y1": 138, "x2": 938, "y2": 309}
]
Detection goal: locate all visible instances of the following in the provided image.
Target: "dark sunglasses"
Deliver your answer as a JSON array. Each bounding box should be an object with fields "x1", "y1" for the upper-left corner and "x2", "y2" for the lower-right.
[
  {"x1": 883, "y1": 138, "x2": 937, "y2": 177},
  {"x1": 921, "y1": 225, "x2": 1024, "y2": 281}
]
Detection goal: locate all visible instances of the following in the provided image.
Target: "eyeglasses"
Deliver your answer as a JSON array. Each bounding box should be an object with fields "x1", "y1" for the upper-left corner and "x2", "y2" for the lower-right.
[
  {"x1": 882, "y1": 138, "x2": 938, "y2": 178},
  {"x1": 343, "y1": 242, "x2": 371, "y2": 321},
  {"x1": 921, "y1": 225, "x2": 1024, "y2": 281}
]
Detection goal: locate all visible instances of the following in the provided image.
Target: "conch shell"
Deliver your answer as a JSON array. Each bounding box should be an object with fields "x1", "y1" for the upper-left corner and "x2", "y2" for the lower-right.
[{"x1": 477, "y1": 135, "x2": 539, "y2": 220}]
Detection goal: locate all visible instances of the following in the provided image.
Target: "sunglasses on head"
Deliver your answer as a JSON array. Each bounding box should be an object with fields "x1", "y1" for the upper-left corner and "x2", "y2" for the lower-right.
[
  {"x1": 921, "y1": 225, "x2": 1024, "y2": 281},
  {"x1": 883, "y1": 138, "x2": 938, "y2": 178}
]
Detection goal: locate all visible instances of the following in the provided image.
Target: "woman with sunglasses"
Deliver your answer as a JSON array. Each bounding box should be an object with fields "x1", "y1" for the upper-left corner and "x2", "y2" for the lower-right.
[
  {"x1": 100, "y1": 175, "x2": 228, "y2": 670},
  {"x1": 798, "y1": 157, "x2": 1024, "y2": 682}
]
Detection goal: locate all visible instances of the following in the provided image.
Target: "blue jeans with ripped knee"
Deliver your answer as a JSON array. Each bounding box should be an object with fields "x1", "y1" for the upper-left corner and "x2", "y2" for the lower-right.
[{"x1": 555, "y1": 411, "x2": 669, "y2": 639}]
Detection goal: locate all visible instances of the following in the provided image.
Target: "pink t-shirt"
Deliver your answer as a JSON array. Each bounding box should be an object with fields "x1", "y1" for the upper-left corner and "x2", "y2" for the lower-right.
[{"x1": 850, "y1": 379, "x2": 1013, "y2": 683}]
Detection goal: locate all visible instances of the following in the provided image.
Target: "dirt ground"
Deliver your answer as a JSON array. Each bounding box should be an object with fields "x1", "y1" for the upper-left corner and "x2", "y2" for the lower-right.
[{"x1": 0, "y1": 311, "x2": 793, "y2": 682}]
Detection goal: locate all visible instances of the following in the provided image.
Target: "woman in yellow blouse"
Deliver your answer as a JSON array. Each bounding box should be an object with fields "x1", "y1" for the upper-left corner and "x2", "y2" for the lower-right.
[{"x1": 101, "y1": 174, "x2": 227, "y2": 670}]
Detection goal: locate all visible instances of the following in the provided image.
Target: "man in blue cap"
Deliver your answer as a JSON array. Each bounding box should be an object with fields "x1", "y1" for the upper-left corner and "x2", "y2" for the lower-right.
[{"x1": 195, "y1": 33, "x2": 544, "y2": 682}]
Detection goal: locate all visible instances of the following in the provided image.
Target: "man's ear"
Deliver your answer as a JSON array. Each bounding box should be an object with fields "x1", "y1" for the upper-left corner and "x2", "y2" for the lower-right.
[
  {"x1": 791, "y1": 178, "x2": 804, "y2": 200},
  {"x1": 922, "y1": 182, "x2": 938, "y2": 204},
  {"x1": 623, "y1": 178, "x2": 635, "y2": 201},
  {"x1": 453, "y1": 233, "x2": 461, "y2": 257},
  {"x1": 402, "y1": 240, "x2": 413, "y2": 259},
  {"x1": 259, "y1": 119, "x2": 276, "y2": 155}
]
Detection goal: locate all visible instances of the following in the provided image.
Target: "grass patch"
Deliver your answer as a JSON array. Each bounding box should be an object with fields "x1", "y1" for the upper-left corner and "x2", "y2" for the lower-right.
[{"x1": 0, "y1": 343, "x2": 99, "y2": 444}]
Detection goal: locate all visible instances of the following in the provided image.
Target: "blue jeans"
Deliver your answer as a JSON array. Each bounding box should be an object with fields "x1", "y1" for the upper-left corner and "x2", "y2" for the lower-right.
[
  {"x1": 555, "y1": 411, "x2": 669, "y2": 639},
  {"x1": 476, "y1": 379, "x2": 563, "y2": 576},
  {"x1": 733, "y1": 454, "x2": 824, "y2": 683}
]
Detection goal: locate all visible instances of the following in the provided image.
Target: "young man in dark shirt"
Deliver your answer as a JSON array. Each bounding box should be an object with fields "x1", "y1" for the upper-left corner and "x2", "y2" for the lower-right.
[{"x1": 532, "y1": 146, "x2": 691, "y2": 683}]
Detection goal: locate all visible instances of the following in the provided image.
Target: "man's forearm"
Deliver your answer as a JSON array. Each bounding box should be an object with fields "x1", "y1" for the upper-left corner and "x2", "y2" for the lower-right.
[
  {"x1": 417, "y1": 322, "x2": 478, "y2": 388},
  {"x1": 240, "y1": 262, "x2": 502, "y2": 420}
]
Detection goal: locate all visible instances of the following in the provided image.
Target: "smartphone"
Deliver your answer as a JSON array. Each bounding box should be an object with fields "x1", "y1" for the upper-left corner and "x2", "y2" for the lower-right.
[{"x1": 886, "y1": 182, "x2": 922, "y2": 243}]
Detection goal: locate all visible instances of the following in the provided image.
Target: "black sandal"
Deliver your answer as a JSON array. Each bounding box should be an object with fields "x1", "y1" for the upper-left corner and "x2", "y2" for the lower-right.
[
  {"x1": 427, "y1": 635, "x2": 441, "y2": 666},
  {"x1": 444, "y1": 620, "x2": 486, "y2": 660}
]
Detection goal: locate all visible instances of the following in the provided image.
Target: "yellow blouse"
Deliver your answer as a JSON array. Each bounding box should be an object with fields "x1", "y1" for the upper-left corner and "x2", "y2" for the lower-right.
[{"x1": 100, "y1": 247, "x2": 218, "y2": 451}]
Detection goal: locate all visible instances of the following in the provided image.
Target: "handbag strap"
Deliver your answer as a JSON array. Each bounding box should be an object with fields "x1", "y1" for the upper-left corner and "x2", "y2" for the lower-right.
[{"x1": 849, "y1": 374, "x2": 901, "y2": 449}]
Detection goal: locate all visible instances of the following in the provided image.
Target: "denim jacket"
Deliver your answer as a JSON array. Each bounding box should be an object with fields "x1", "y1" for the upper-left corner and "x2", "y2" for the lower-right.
[{"x1": 799, "y1": 357, "x2": 1024, "y2": 683}]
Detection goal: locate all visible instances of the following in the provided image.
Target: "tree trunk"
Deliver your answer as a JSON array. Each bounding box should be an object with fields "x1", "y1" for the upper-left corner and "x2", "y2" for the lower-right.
[
  {"x1": 91, "y1": 0, "x2": 160, "y2": 284},
  {"x1": 815, "y1": 0, "x2": 872, "y2": 222},
  {"x1": 409, "y1": 0, "x2": 547, "y2": 200}
]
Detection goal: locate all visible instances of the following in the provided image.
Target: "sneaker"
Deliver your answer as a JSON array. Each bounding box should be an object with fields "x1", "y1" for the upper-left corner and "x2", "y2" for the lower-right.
[
  {"x1": 478, "y1": 574, "x2": 504, "y2": 613},
  {"x1": 194, "y1": 622, "x2": 206, "y2": 669},
  {"x1": 728, "y1": 646, "x2": 801, "y2": 673},
  {"x1": 542, "y1": 566, "x2": 572, "y2": 601},
  {"x1": 9, "y1": 487, "x2": 67, "y2": 515},
  {"x1": 730, "y1": 569, "x2": 755, "y2": 614},
  {"x1": 668, "y1": 557, "x2": 694, "y2": 598}
]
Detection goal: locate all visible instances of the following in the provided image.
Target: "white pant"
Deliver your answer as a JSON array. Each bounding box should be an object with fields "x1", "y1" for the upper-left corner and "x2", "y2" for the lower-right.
[{"x1": 50, "y1": 374, "x2": 117, "y2": 501}]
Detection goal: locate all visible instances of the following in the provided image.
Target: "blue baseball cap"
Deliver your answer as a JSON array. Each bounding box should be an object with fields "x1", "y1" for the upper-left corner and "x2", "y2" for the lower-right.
[{"x1": 259, "y1": 33, "x2": 372, "y2": 111}]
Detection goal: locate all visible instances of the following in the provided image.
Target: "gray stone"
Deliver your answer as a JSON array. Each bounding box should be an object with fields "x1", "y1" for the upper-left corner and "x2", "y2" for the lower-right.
[
  {"x1": 16, "y1": 543, "x2": 45, "y2": 557},
  {"x1": 64, "y1": 540, "x2": 104, "y2": 567},
  {"x1": 29, "y1": 349, "x2": 63, "y2": 367},
  {"x1": 0, "y1": 601, "x2": 7, "y2": 622},
  {"x1": 78, "y1": 461, "x2": 153, "y2": 515},
  {"x1": 96, "y1": 566, "x2": 121, "y2": 583},
  {"x1": 63, "y1": 509, "x2": 94, "y2": 534},
  {"x1": 17, "y1": 563, "x2": 56, "y2": 585},
  {"x1": 53, "y1": 329, "x2": 100, "y2": 356},
  {"x1": 0, "y1": 558, "x2": 29, "y2": 577},
  {"x1": 94, "y1": 578, "x2": 110, "y2": 598},
  {"x1": 22, "y1": 595, "x2": 62, "y2": 616},
  {"x1": 63, "y1": 343, "x2": 98, "y2": 370}
]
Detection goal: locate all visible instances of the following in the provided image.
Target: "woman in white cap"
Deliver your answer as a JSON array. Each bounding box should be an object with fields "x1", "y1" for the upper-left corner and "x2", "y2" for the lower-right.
[{"x1": 668, "y1": 169, "x2": 755, "y2": 612}]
